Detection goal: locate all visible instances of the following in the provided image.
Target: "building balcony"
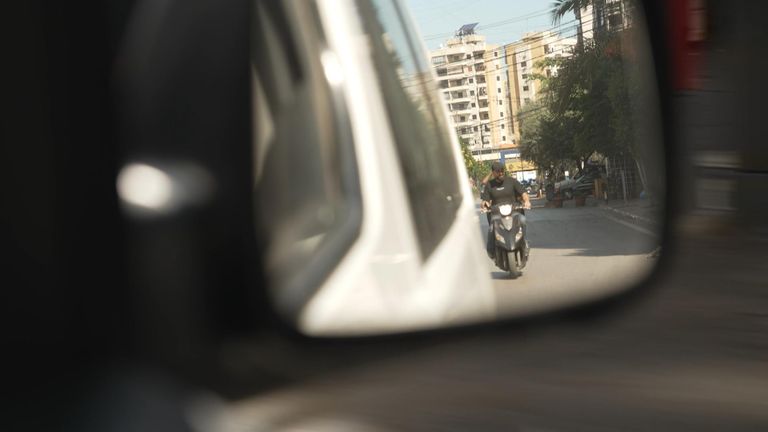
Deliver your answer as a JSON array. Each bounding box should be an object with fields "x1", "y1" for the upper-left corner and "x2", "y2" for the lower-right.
[
  {"x1": 448, "y1": 83, "x2": 470, "y2": 91},
  {"x1": 452, "y1": 109, "x2": 475, "y2": 118},
  {"x1": 449, "y1": 95, "x2": 472, "y2": 103}
]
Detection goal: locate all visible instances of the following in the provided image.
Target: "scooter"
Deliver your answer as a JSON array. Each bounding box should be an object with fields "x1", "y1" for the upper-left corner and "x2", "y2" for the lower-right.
[{"x1": 484, "y1": 203, "x2": 529, "y2": 278}]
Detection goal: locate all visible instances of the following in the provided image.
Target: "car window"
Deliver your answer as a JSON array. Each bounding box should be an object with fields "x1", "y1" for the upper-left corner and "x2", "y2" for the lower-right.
[
  {"x1": 355, "y1": 0, "x2": 462, "y2": 259},
  {"x1": 251, "y1": 2, "x2": 362, "y2": 314}
]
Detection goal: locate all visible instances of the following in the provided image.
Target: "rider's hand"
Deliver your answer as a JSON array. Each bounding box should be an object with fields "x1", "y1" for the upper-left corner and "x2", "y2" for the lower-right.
[
  {"x1": 523, "y1": 201, "x2": 531, "y2": 210},
  {"x1": 482, "y1": 200, "x2": 491, "y2": 210}
]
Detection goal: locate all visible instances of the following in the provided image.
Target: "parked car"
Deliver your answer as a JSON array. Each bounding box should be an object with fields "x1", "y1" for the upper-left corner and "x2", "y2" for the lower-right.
[{"x1": 555, "y1": 168, "x2": 602, "y2": 199}]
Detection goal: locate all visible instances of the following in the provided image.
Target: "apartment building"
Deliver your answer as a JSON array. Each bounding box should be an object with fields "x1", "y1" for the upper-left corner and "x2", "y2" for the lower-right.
[
  {"x1": 504, "y1": 30, "x2": 577, "y2": 143},
  {"x1": 496, "y1": 31, "x2": 576, "y2": 177},
  {"x1": 430, "y1": 24, "x2": 514, "y2": 160}
]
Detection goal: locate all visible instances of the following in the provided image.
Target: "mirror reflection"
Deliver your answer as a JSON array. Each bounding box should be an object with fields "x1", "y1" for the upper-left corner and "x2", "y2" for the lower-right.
[
  {"x1": 432, "y1": 0, "x2": 664, "y2": 316},
  {"x1": 252, "y1": 0, "x2": 663, "y2": 336}
]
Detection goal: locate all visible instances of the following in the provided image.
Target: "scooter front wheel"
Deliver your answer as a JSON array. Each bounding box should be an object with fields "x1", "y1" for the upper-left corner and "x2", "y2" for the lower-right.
[{"x1": 507, "y1": 251, "x2": 520, "y2": 279}]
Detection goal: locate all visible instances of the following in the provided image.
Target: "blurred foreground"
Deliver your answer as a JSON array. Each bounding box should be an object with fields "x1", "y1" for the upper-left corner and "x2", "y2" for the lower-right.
[{"x1": 224, "y1": 229, "x2": 766, "y2": 431}]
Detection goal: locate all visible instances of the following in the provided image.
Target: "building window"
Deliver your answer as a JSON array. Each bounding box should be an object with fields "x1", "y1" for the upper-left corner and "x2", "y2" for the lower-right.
[
  {"x1": 471, "y1": 103, "x2": 476, "y2": 107},
  {"x1": 474, "y1": 126, "x2": 478, "y2": 131},
  {"x1": 496, "y1": 76, "x2": 500, "y2": 81},
  {"x1": 466, "y1": 54, "x2": 472, "y2": 59},
  {"x1": 543, "y1": 44, "x2": 549, "y2": 53},
  {"x1": 609, "y1": 14, "x2": 623, "y2": 28},
  {"x1": 470, "y1": 90, "x2": 475, "y2": 95},
  {"x1": 501, "y1": 124, "x2": 505, "y2": 129},
  {"x1": 494, "y1": 51, "x2": 498, "y2": 57},
  {"x1": 523, "y1": 85, "x2": 529, "y2": 91},
  {"x1": 499, "y1": 100, "x2": 503, "y2": 105},
  {"x1": 502, "y1": 136, "x2": 506, "y2": 141},
  {"x1": 469, "y1": 78, "x2": 474, "y2": 83},
  {"x1": 460, "y1": 116, "x2": 465, "y2": 122},
  {"x1": 472, "y1": 114, "x2": 477, "y2": 120},
  {"x1": 500, "y1": 112, "x2": 504, "y2": 117},
  {"x1": 521, "y1": 61, "x2": 527, "y2": 67},
  {"x1": 497, "y1": 88, "x2": 501, "y2": 93},
  {"x1": 522, "y1": 73, "x2": 529, "y2": 80},
  {"x1": 524, "y1": 98, "x2": 530, "y2": 104}
]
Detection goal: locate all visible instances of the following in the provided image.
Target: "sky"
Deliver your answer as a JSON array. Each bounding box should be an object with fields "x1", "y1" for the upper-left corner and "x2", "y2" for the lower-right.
[{"x1": 404, "y1": 0, "x2": 575, "y2": 50}]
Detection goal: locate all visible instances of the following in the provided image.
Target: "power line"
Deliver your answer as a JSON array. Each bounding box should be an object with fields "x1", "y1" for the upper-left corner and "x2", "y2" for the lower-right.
[
  {"x1": 427, "y1": 11, "x2": 631, "y2": 78},
  {"x1": 433, "y1": 20, "x2": 630, "y2": 97},
  {"x1": 421, "y1": 6, "x2": 559, "y2": 41},
  {"x1": 429, "y1": 15, "x2": 597, "y2": 71}
]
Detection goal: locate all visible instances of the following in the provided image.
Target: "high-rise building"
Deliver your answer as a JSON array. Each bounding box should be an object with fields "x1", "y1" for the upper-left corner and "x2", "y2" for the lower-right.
[
  {"x1": 506, "y1": 30, "x2": 576, "y2": 108},
  {"x1": 430, "y1": 24, "x2": 514, "y2": 161},
  {"x1": 492, "y1": 30, "x2": 576, "y2": 178},
  {"x1": 504, "y1": 30, "x2": 577, "y2": 143}
]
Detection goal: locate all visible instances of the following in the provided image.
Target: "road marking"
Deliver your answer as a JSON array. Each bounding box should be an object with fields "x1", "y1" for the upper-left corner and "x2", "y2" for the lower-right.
[{"x1": 602, "y1": 212, "x2": 658, "y2": 237}]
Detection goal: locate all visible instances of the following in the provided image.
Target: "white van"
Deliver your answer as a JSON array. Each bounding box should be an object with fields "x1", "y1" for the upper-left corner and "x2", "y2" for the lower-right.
[{"x1": 252, "y1": 0, "x2": 496, "y2": 336}]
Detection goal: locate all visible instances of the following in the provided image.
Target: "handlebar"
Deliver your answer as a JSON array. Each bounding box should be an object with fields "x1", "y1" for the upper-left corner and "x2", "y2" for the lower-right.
[{"x1": 480, "y1": 203, "x2": 529, "y2": 214}]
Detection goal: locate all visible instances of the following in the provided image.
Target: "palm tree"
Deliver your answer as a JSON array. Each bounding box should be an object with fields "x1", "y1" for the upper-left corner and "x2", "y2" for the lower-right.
[
  {"x1": 551, "y1": 0, "x2": 606, "y2": 52},
  {"x1": 551, "y1": 0, "x2": 592, "y2": 24}
]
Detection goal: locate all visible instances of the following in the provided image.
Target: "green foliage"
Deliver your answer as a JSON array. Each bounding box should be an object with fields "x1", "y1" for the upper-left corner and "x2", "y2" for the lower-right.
[
  {"x1": 518, "y1": 102, "x2": 578, "y2": 181},
  {"x1": 458, "y1": 134, "x2": 490, "y2": 182},
  {"x1": 550, "y1": 0, "x2": 597, "y2": 24},
  {"x1": 518, "y1": 30, "x2": 641, "y2": 182}
]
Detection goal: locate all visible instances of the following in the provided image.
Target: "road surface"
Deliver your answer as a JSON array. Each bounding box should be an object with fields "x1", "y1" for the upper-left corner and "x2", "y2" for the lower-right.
[{"x1": 479, "y1": 197, "x2": 660, "y2": 318}]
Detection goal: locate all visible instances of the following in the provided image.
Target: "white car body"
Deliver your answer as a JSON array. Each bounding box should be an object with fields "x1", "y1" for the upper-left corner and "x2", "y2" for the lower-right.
[{"x1": 263, "y1": 0, "x2": 497, "y2": 336}]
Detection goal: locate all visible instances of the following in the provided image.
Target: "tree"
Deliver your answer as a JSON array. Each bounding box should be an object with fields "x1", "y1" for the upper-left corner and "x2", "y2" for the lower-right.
[
  {"x1": 518, "y1": 102, "x2": 579, "y2": 182},
  {"x1": 551, "y1": 0, "x2": 595, "y2": 51},
  {"x1": 458, "y1": 134, "x2": 490, "y2": 183},
  {"x1": 520, "y1": 23, "x2": 647, "y2": 187}
]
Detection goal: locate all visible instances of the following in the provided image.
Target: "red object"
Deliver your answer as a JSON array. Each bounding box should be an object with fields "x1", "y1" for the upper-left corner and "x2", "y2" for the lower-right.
[{"x1": 667, "y1": 0, "x2": 708, "y2": 90}]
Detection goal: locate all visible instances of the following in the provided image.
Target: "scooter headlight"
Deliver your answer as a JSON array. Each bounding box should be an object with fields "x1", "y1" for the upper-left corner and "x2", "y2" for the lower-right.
[{"x1": 499, "y1": 204, "x2": 513, "y2": 216}]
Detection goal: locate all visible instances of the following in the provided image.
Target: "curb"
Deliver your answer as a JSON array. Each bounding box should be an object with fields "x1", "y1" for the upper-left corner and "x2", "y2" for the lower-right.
[{"x1": 599, "y1": 203, "x2": 655, "y2": 225}]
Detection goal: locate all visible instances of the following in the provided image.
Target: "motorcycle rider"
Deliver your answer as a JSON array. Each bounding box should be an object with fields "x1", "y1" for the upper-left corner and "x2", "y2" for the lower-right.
[{"x1": 481, "y1": 162, "x2": 531, "y2": 261}]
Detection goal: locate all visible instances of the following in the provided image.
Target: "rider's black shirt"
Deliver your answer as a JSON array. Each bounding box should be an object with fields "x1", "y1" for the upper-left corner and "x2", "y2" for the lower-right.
[{"x1": 482, "y1": 176, "x2": 525, "y2": 205}]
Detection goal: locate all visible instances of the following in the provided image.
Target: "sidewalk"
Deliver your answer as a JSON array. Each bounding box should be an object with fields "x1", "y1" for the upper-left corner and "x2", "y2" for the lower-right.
[
  {"x1": 596, "y1": 197, "x2": 661, "y2": 226},
  {"x1": 596, "y1": 196, "x2": 746, "y2": 240}
]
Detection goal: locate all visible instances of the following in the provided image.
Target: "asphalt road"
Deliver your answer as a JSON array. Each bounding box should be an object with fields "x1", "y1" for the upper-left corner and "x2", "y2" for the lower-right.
[{"x1": 479, "y1": 197, "x2": 660, "y2": 318}]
